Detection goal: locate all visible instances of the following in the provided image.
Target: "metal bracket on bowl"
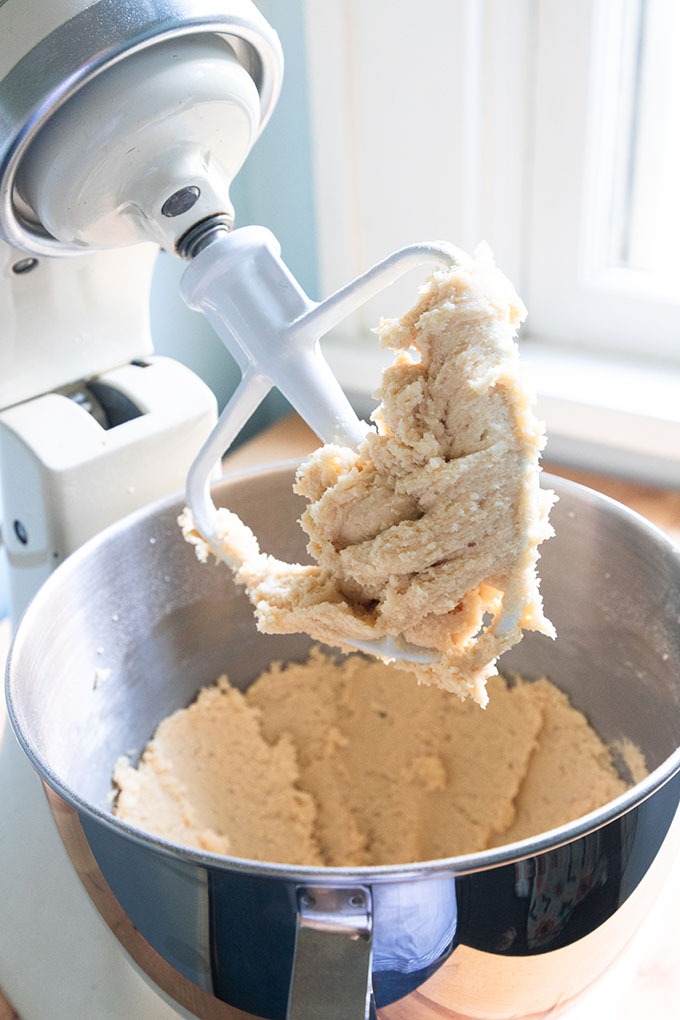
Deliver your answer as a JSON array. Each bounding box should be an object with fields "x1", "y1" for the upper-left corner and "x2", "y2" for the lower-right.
[{"x1": 288, "y1": 885, "x2": 374, "y2": 1020}]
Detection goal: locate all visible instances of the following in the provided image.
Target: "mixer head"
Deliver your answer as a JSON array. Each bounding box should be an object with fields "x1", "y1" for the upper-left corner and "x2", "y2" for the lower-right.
[{"x1": 0, "y1": 0, "x2": 283, "y2": 255}]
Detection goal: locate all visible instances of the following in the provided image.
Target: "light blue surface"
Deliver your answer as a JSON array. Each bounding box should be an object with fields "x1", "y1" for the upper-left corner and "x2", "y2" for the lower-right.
[
  {"x1": 230, "y1": 0, "x2": 319, "y2": 298},
  {"x1": 0, "y1": 549, "x2": 6, "y2": 620},
  {"x1": 0, "y1": 491, "x2": 5, "y2": 619}
]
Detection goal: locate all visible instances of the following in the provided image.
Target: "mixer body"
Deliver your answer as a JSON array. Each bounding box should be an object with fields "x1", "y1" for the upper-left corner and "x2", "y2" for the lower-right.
[
  {"x1": 0, "y1": 0, "x2": 283, "y2": 621},
  {"x1": 7, "y1": 465, "x2": 680, "y2": 1020}
]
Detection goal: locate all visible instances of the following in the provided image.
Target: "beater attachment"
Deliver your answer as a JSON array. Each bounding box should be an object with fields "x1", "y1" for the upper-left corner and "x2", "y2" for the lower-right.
[{"x1": 181, "y1": 225, "x2": 459, "y2": 662}]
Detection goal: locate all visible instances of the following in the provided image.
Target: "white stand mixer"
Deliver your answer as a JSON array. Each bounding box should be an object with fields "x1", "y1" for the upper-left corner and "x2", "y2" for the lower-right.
[
  {"x1": 0, "y1": 2, "x2": 282, "y2": 1016},
  {"x1": 0, "y1": 2, "x2": 451, "y2": 1012}
]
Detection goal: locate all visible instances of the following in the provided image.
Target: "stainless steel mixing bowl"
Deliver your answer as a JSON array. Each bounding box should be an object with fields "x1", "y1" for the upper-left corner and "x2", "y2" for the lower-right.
[{"x1": 6, "y1": 464, "x2": 680, "y2": 1020}]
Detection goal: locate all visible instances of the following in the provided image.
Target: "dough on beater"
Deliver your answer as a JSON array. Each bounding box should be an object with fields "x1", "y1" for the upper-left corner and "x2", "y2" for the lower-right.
[{"x1": 180, "y1": 244, "x2": 555, "y2": 705}]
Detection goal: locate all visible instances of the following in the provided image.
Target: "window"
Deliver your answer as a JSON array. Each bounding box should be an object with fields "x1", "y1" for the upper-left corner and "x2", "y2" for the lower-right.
[
  {"x1": 527, "y1": 0, "x2": 680, "y2": 358},
  {"x1": 607, "y1": 0, "x2": 680, "y2": 281},
  {"x1": 302, "y1": 0, "x2": 680, "y2": 484}
]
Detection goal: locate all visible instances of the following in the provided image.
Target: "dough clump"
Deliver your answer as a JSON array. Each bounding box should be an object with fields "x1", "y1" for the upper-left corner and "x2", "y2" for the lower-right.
[
  {"x1": 113, "y1": 650, "x2": 637, "y2": 866},
  {"x1": 180, "y1": 244, "x2": 555, "y2": 705}
]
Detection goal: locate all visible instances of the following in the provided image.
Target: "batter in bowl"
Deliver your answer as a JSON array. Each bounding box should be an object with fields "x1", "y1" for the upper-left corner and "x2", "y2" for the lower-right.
[{"x1": 114, "y1": 650, "x2": 641, "y2": 866}]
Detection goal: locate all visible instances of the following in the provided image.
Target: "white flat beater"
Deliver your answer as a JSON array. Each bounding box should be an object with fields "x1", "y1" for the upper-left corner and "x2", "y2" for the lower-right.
[{"x1": 181, "y1": 222, "x2": 459, "y2": 664}]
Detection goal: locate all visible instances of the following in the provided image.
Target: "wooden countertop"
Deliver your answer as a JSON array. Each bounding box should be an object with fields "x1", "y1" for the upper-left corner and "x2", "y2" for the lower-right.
[{"x1": 2, "y1": 414, "x2": 678, "y2": 1020}]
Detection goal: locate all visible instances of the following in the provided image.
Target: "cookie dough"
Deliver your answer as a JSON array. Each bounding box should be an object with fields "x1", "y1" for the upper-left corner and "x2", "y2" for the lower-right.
[
  {"x1": 113, "y1": 650, "x2": 636, "y2": 866},
  {"x1": 181, "y1": 245, "x2": 554, "y2": 705},
  {"x1": 113, "y1": 679, "x2": 321, "y2": 862}
]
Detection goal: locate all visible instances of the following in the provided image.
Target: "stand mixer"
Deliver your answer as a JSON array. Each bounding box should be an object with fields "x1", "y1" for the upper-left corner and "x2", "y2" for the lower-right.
[
  {"x1": 0, "y1": 0, "x2": 464, "y2": 1012},
  {"x1": 0, "y1": 1, "x2": 277, "y2": 1015},
  {"x1": 3, "y1": 4, "x2": 680, "y2": 1020}
]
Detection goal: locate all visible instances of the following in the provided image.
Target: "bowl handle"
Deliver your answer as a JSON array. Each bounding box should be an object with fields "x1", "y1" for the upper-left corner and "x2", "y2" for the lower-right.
[{"x1": 288, "y1": 885, "x2": 374, "y2": 1020}]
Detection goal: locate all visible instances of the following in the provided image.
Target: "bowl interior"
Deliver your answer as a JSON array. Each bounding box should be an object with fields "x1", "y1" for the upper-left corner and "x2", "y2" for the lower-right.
[{"x1": 7, "y1": 468, "x2": 680, "y2": 826}]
